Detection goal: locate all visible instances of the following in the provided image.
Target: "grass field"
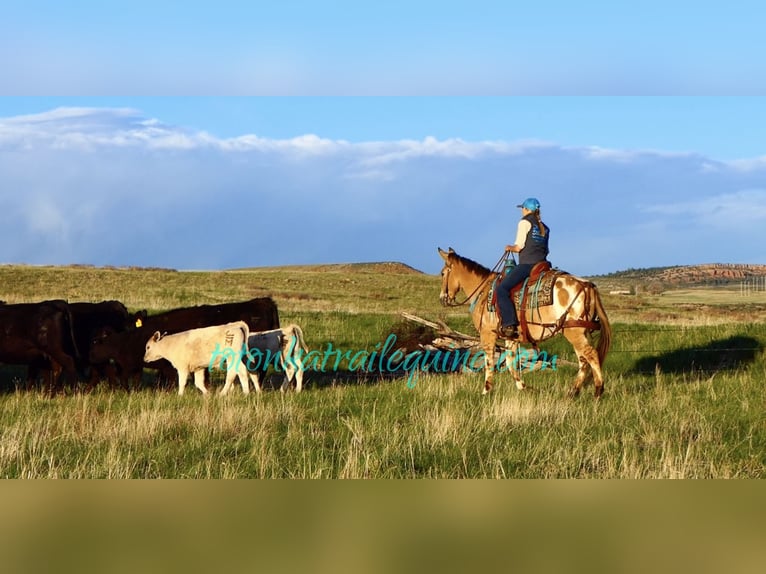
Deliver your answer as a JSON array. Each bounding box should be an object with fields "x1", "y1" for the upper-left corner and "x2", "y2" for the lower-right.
[{"x1": 1, "y1": 263, "x2": 764, "y2": 478}]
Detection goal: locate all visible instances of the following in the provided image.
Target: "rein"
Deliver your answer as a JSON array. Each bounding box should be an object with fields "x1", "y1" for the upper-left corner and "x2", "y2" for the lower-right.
[{"x1": 446, "y1": 252, "x2": 511, "y2": 308}]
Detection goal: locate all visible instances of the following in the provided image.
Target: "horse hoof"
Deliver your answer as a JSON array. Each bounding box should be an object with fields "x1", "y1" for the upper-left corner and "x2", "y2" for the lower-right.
[
  {"x1": 594, "y1": 387, "x2": 604, "y2": 399},
  {"x1": 568, "y1": 388, "x2": 581, "y2": 399},
  {"x1": 515, "y1": 381, "x2": 526, "y2": 391}
]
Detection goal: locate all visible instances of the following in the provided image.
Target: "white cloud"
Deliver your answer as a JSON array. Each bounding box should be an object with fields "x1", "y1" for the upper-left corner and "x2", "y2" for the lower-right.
[
  {"x1": 1, "y1": 107, "x2": 140, "y2": 126},
  {"x1": 579, "y1": 145, "x2": 710, "y2": 164},
  {"x1": 728, "y1": 156, "x2": 766, "y2": 172},
  {"x1": 3, "y1": 107, "x2": 766, "y2": 274},
  {"x1": 643, "y1": 189, "x2": 766, "y2": 226}
]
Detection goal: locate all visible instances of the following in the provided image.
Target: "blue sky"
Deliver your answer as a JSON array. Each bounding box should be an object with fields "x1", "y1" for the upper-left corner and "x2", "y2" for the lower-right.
[
  {"x1": 1, "y1": 2, "x2": 766, "y2": 275},
  {"x1": 3, "y1": 1, "x2": 766, "y2": 95}
]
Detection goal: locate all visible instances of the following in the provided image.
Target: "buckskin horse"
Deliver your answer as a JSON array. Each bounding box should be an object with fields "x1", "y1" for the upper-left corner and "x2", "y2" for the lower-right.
[{"x1": 438, "y1": 247, "x2": 612, "y2": 398}]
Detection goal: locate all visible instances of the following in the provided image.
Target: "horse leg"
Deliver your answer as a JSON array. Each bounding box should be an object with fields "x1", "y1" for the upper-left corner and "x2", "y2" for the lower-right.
[
  {"x1": 502, "y1": 340, "x2": 526, "y2": 390},
  {"x1": 480, "y1": 332, "x2": 497, "y2": 395},
  {"x1": 583, "y1": 344, "x2": 605, "y2": 398},
  {"x1": 571, "y1": 355, "x2": 591, "y2": 398},
  {"x1": 564, "y1": 329, "x2": 603, "y2": 398}
]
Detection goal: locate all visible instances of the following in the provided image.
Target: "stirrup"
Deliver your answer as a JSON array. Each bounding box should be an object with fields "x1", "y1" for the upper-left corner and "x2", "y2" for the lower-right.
[{"x1": 496, "y1": 325, "x2": 519, "y2": 340}]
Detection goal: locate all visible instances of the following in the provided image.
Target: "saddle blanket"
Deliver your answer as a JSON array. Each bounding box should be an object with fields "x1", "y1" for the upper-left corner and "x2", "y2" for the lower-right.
[
  {"x1": 489, "y1": 269, "x2": 559, "y2": 312},
  {"x1": 513, "y1": 271, "x2": 557, "y2": 309}
]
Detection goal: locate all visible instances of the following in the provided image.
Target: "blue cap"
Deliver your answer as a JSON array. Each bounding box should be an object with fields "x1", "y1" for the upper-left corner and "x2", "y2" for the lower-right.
[{"x1": 517, "y1": 197, "x2": 541, "y2": 211}]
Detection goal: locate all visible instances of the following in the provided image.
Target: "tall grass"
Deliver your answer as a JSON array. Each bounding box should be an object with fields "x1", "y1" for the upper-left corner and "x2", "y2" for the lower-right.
[
  {"x1": 1, "y1": 362, "x2": 763, "y2": 478},
  {"x1": 1, "y1": 264, "x2": 764, "y2": 477}
]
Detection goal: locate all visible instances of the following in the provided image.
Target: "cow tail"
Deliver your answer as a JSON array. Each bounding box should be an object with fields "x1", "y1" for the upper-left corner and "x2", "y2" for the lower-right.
[
  {"x1": 294, "y1": 325, "x2": 309, "y2": 353},
  {"x1": 60, "y1": 302, "x2": 81, "y2": 361},
  {"x1": 239, "y1": 321, "x2": 250, "y2": 350}
]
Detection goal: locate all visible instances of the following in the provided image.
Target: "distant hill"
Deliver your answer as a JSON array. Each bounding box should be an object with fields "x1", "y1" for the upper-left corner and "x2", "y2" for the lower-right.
[
  {"x1": 592, "y1": 263, "x2": 766, "y2": 288},
  {"x1": 232, "y1": 261, "x2": 425, "y2": 275}
]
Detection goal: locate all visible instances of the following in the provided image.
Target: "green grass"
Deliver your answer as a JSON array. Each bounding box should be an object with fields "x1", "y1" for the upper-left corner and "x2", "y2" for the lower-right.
[
  {"x1": 2, "y1": 362, "x2": 763, "y2": 478},
  {"x1": 0, "y1": 264, "x2": 438, "y2": 315},
  {"x1": 1, "y1": 264, "x2": 765, "y2": 478}
]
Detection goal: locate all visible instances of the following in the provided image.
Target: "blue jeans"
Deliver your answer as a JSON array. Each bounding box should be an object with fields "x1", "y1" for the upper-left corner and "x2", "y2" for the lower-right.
[{"x1": 496, "y1": 263, "x2": 533, "y2": 328}]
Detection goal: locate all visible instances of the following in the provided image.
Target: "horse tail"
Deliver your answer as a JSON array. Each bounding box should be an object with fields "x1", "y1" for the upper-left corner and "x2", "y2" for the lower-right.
[{"x1": 591, "y1": 285, "x2": 612, "y2": 365}]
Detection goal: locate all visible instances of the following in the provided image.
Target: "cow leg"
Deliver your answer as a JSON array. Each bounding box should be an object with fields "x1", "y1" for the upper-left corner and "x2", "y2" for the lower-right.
[
  {"x1": 219, "y1": 364, "x2": 241, "y2": 395},
  {"x1": 46, "y1": 362, "x2": 64, "y2": 396},
  {"x1": 284, "y1": 352, "x2": 304, "y2": 392},
  {"x1": 126, "y1": 367, "x2": 143, "y2": 392},
  {"x1": 248, "y1": 371, "x2": 262, "y2": 393},
  {"x1": 176, "y1": 368, "x2": 190, "y2": 395},
  {"x1": 39, "y1": 353, "x2": 75, "y2": 395},
  {"x1": 236, "y1": 362, "x2": 250, "y2": 395},
  {"x1": 26, "y1": 361, "x2": 44, "y2": 391},
  {"x1": 280, "y1": 357, "x2": 294, "y2": 392},
  {"x1": 102, "y1": 363, "x2": 120, "y2": 390},
  {"x1": 294, "y1": 358, "x2": 304, "y2": 393},
  {"x1": 56, "y1": 354, "x2": 79, "y2": 393},
  {"x1": 86, "y1": 367, "x2": 99, "y2": 391},
  {"x1": 192, "y1": 369, "x2": 209, "y2": 395},
  {"x1": 220, "y1": 365, "x2": 235, "y2": 395}
]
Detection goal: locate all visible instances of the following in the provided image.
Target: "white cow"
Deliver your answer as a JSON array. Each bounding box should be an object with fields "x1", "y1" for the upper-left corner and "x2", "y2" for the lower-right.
[
  {"x1": 246, "y1": 324, "x2": 309, "y2": 392},
  {"x1": 143, "y1": 321, "x2": 253, "y2": 395}
]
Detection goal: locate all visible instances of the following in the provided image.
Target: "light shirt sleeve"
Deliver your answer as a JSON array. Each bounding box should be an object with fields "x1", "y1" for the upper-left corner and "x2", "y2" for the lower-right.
[{"x1": 515, "y1": 219, "x2": 532, "y2": 250}]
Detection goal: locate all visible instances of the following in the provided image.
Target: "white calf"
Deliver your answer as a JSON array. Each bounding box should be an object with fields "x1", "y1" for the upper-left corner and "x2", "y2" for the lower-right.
[
  {"x1": 246, "y1": 324, "x2": 309, "y2": 392},
  {"x1": 144, "y1": 321, "x2": 252, "y2": 395}
]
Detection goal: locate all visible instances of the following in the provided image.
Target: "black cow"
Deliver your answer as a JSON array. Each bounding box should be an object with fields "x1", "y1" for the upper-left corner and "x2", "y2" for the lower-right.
[
  {"x1": 24, "y1": 300, "x2": 140, "y2": 390},
  {"x1": 89, "y1": 297, "x2": 280, "y2": 389},
  {"x1": 0, "y1": 300, "x2": 80, "y2": 393},
  {"x1": 68, "y1": 301, "x2": 139, "y2": 386}
]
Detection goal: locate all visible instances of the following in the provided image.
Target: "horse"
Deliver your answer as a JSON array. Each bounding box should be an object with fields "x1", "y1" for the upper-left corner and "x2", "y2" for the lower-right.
[{"x1": 438, "y1": 247, "x2": 612, "y2": 398}]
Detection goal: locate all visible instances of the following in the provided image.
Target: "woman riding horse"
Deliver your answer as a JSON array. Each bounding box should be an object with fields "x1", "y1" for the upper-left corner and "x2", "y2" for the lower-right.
[
  {"x1": 496, "y1": 197, "x2": 550, "y2": 340},
  {"x1": 438, "y1": 247, "x2": 611, "y2": 398}
]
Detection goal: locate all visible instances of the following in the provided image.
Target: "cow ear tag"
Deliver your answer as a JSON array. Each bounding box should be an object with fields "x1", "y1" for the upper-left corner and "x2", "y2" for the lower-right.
[{"x1": 136, "y1": 318, "x2": 143, "y2": 328}]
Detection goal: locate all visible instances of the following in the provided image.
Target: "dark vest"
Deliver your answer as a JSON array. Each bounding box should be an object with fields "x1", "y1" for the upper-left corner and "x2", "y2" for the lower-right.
[{"x1": 519, "y1": 214, "x2": 550, "y2": 265}]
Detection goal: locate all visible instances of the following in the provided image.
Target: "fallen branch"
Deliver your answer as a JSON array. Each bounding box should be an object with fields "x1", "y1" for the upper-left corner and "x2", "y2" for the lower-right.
[
  {"x1": 399, "y1": 312, "x2": 477, "y2": 341},
  {"x1": 400, "y1": 311, "x2": 579, "y2": 369}
]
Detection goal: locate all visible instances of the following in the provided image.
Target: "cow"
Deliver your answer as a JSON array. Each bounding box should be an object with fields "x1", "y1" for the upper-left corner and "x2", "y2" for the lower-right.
[
  {"x1": 68, "y1": 301, "x2": 138, "y2": 386},
  {"x1": 89, "y1": 298, "x2": 280, "y2": 389},
  {"x1": 24, "y1": 300, "x2": 139, "y2": 390},
  {"x1": 246, "y1": 324, "x2": 309, "y2": 392},
  {"x1": 143, "y1": 322, "x2": 252, "y2": 395},
  {"x1": 0, "y1": 300, "x2": 80, "y2": 394}
]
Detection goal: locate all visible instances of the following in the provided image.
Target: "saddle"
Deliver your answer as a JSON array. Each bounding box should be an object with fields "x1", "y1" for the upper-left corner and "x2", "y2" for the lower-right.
[
  {"x1": 510, "y1": 261, "x2": 552, "y2": 303},
  {"x1": 490, "y1": 261, "x2": 561, "y2": 343}
]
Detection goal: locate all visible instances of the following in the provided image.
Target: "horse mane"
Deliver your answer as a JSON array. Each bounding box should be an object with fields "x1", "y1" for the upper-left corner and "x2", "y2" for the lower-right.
[{"x1": 449, "y1": 252, "x2": 492, "y2": 277}]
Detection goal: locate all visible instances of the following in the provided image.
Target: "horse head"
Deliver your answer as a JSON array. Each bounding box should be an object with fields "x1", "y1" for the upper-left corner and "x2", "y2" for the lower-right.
[{"x1": 438, "y1": 247, "x2": 460, "y2": 306}]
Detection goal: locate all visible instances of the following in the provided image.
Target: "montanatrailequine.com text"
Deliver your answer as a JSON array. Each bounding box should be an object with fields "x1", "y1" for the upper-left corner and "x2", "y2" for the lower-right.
[{"x1": 210, "y1": 334, "x2": 558, "y2": 388}]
